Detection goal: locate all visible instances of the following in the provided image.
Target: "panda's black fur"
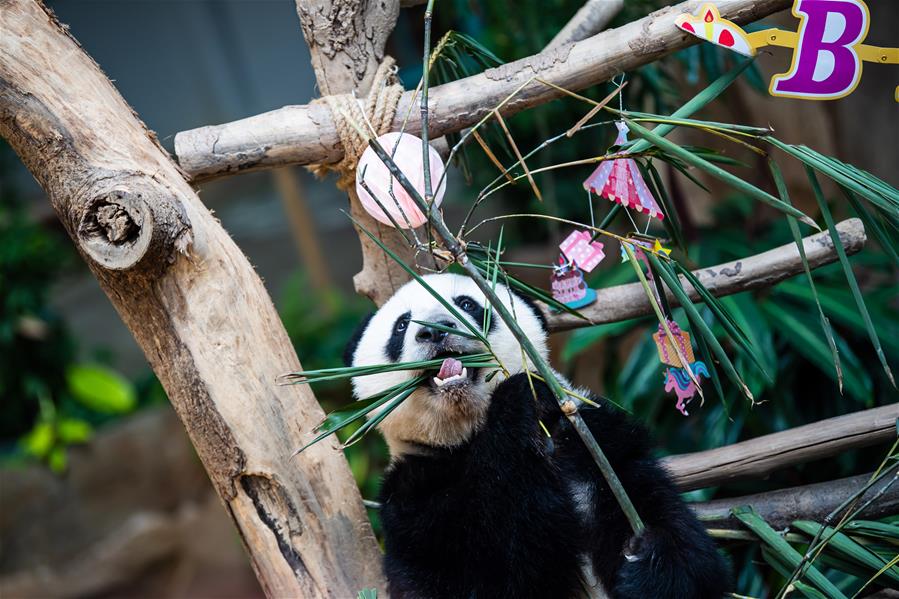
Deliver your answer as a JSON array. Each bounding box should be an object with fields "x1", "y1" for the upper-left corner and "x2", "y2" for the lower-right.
[{"x1": 345, "y1": 274, "x2": 730, "y2": 598}]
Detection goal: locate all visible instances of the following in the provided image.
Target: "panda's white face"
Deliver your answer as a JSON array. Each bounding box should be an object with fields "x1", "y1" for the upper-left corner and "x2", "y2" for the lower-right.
[{"x1": 348, "y1": 273, "x2": 549, "y2": 456}]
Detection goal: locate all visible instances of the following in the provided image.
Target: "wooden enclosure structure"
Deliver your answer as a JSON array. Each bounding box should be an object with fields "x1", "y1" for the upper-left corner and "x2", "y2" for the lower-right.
[{"x1": 1, "y1": 0, "x2": 896, "y2": 596}]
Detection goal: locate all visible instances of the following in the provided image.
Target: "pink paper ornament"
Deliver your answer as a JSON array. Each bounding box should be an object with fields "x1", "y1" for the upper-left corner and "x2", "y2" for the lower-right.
[
  {"x1": 560, "y1": 230, "x2": 605, "y2": 273},
  {"x1": 355, "y1": 132, "x2": 447, "y2": 229},
  {"x1": 583, "y1": 122, "x2": 664, "y2": 220}
]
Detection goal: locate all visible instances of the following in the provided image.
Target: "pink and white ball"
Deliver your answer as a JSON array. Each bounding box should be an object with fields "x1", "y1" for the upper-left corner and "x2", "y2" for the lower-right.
[{"x1": 355, "y1": 132, "x2": 447, "y2": 229}]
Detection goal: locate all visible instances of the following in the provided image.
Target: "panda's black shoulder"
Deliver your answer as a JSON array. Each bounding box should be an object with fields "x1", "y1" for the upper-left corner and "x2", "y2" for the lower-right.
[{"x1": 343, "y1": 312, "x2": 375, "y2": 366}]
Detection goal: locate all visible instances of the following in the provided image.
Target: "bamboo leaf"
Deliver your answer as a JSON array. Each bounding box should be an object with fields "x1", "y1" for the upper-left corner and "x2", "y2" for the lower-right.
[
  {"x1": 769, "y1": 158, "x2": 843, "y2": 390},
  {"x1": 843, "y1": 188, "x2": 899, "y2": 267},
  {"x1": 806, "y1": 167, "x2": 895, "y2": 387},
  {"x1": 628, "y1": 58, "x2": 756, "y2": 154},
  {"x1": 792, "y1": 521, "x2": 899, "y2": 585},
  {"x1": 625, "y1": 118, "x2": 818, "y2": 228},
  {"x1": 761, "y1": 302, "x2": 870, "y2": 402},
  {"x1": 648, "y1": 254, "x2": 753, "y2": 401},
  {"x1": 732, "y1": 506, "x2": 848, "y2": 599}
]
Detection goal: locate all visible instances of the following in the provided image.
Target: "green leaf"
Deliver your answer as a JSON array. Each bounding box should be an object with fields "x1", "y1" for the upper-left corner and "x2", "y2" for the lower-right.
[
  {"x1": 843, "y1": 188, "x2": 899, "y2": 267},
  {"x1": 57, "y1": 418, "x2": 93, "y2": 444},
  {"x1": 792, "y1": 521, "x2": 899, "y2": 585},
  {"x1": 761, "y1": 302, "x2": 870, "y2": 402},
  {"x1": 806, "y1": 167, "x2": 895, "y2": 387},
  {"x1": 356, "y1": 588, "x2": 378, "y2": 599},
  {"x1": 769, "y1": 158, "x2": 843, "y2": 389},
  {"x1": 625, "y1": 119, "x2": 818, "y2": 227},
  {"x1": 21, "y1": 422, "x2": 54, "y2": 457},
  {"x1": 732, "y1": 506, "x2": 848, "y2": 599},
  {"x1": 48, "y1": 446, "x2": 67, "y2": 473},
  {"x1": 628, "y1": 58, "x2": 756, "y2": 155},
  {"x1": 66, "y1": 364, "x2": 136, "y2": 414},
  {"x1": 647, "y1": 254, "x2": 753, "y2": 401}
]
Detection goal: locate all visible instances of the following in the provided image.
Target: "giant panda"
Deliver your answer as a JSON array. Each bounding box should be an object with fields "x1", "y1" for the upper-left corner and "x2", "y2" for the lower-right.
[{"x1": 344, "y1": 273, "x2": 729, "y2": 598}]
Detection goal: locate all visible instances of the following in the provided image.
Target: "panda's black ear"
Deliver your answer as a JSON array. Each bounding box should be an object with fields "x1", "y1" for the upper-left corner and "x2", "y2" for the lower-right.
[
  {"x1": 510, "y1": 290, "x2": 548, "y2": 332},
  {"x1": 343, "y1": 312, "x2": 375, "y2": 366}
]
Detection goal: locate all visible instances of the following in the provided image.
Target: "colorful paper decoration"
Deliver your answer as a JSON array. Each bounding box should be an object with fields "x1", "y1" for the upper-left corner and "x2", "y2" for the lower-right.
[
  {"x1": 355, "y1": 132, "x2": 447, "y2": 228},
  {"x1": 560, "y1": 230, "x2": 606, "y2": 273},
  {"x1": 583, "y1": 122, "x2": 665, "y2": 220},
  {"x1": 653, "y1": 322, "x2": 695, "y2": 368},
  {"x1": 664, "y1": 362, "x2": 710, "y2": 416},
  {"x1": 551, "y1": 255, "x2": 597, "y2": 309},
  {"x1": 675, "y1": 3, "x2": 755, "y2": 57},
  {"x1": 675, "y1": 0, "x2": 899, "y2": 101}
]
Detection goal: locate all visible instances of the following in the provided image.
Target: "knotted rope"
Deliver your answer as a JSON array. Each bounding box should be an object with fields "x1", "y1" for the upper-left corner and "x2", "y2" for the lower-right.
[{"x1": 310, "y1": 57, "x2": 404, "y2": 190}]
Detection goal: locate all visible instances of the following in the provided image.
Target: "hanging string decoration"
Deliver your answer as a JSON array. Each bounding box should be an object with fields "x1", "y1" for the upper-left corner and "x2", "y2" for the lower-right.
[
  {"x1": 584, "y1": 122, "x2": 664, "y2": 220},
  {"x1": 654, "y1": 317, "x2": 708, "y2": 416}
]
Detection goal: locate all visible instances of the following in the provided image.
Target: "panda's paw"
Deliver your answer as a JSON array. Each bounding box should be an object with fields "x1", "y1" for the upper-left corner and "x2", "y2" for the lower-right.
[{"x1": 612, "y1": 528, "x2": 729, "y2": 599}]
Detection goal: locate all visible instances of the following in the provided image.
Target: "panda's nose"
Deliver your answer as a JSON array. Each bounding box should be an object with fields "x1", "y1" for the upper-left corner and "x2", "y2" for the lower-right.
[{"x1": 415, "y1": 320, "x2": 456, "y2": 343}]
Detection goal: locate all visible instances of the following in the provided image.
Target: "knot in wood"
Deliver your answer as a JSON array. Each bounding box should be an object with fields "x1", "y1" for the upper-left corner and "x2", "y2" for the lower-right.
[
  {"x1": 561, "y1": 399, "x2": 578, "y2": 416},
  {"x1": 76, "y1": 175, "x2": 191, "y2": 272}
]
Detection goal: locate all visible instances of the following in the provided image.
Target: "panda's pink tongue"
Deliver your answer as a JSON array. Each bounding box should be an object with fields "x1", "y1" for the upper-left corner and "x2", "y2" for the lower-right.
[{"x1": 437, "y1": 358, "x2": 463, "y2": 380}]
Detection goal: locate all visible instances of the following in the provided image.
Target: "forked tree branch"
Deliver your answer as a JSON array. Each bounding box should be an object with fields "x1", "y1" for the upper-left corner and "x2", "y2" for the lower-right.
[
  {"x1": 174, "y1": 0, "x2": 792, "y2": 181},
  {"x1": 547, "y1": 218, "x2": 867, "y2": 331},
  {"x1": 0, "y1": 1, "x2": 382, "y2": 596},
  {"x1": 666, "y1": 404, "x2": 899, "y2": 491},
  {"x1": 545, "y1": 0, "x2": 624, "y2": 51}
]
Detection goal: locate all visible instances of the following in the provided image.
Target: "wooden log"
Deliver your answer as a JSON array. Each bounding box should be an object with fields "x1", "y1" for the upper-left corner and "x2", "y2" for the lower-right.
[
  {"x1": 665, "y1": 404, "x2": 899, "y2": 491},
  {"x1": 693, "y1": 472, "x2": 899, "y2": 531},
  {"x1": 548, "y1": 217, "x2": 867, "y2": 332},
  {"x1": 0, "y1": 2, "x2": 382, "y2": 596},
  {"x1": 174, "y1": 0, "x2": 792, "y2": 181}
]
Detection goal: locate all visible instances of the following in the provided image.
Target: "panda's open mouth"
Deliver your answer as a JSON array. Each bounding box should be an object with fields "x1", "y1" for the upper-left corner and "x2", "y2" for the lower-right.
[{"x1": 426, "y1": 351, "x2": 479, "y2": 391}]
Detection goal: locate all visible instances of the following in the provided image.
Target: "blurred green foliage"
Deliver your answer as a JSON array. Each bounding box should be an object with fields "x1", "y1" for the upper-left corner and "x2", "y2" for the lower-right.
[{"x1": 0, "y1": 155, "x2": 150, "y2": 472}]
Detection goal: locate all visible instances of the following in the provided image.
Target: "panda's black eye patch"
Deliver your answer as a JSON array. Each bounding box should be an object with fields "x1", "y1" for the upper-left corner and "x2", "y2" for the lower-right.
[
  {"x1": 453, "y1": 295, "x2": 495, "y2": 334},
  {"x1": 387, "y1": 311, "x2": 411, "y2": 362}
]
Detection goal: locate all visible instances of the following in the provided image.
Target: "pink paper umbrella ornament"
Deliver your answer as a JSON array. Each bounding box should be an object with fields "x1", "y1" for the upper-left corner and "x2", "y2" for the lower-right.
[
  {"x1": 560, "y1": 229, "x2": 605, "y2": 272},
  {"x1": 355, "y1": 132, "x2": 447, "y2": 229},
  {"x1": 584, "y1": 122, "x2": 664, "y2": 220}
]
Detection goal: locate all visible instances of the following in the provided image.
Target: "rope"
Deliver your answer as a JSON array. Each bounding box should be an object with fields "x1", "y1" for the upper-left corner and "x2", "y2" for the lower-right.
[{"x1": 309, "y1": 57, "x2": 404, "y2": 190}]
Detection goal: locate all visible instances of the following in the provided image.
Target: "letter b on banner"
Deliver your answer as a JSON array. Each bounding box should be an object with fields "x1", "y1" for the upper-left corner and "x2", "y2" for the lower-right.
[{"x1": 771, "y1": 0, "x2": 869, "y2": 99}]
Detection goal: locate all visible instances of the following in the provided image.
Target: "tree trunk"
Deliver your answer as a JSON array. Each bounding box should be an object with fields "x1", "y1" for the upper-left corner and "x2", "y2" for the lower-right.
[{"x1": 0, "y1": 1, "x2": 382, "y2": 596}]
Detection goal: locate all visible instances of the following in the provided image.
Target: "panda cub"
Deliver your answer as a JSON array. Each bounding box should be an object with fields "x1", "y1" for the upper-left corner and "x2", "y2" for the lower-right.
[{"x1": 345, "y1": 273, "x2": 729, "y2": 598}]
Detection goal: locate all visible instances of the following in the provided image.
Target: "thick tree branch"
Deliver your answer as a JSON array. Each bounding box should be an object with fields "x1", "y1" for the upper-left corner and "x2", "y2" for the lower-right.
[
  {"x1": 548, "y1": 217, "x2": 866, "y2": 332},
  {"x1": 174, "y1": 0, "x2": 792, "y2": 181},
  {"x1": 666, "y1": 404, "x2": 899, "y2": 491},
  {"x1": 296, "y1": 0, "x2": 412, "y2": 307},
  {"x1": 0, "y1": 2, "x2": 382, "y2": 596},
  {"x1": 693, "y1": 472, "x2": 899, "y2": 531},
  {"x1": 545, "y1": 0, "x2": 624, "y2": 51}
]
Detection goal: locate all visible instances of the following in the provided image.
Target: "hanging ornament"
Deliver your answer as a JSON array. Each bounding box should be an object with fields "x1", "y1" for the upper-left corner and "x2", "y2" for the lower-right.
[
  {"x1": 559, "y1": 229, "x2": 605, "y2": 273},
  {"x1": 355, "y1": 132, "x2": 447, "y2": 229},
  {"x1": 583, "y1": 122, "x2": 664, "y2": 220},
  {"x1": 551, "y1": 254, "x2": 597, "y2": 309},
  {"x1": 663, "y1": 362, "x2": 710, "y2": 416},
  {"x1": 653, "y1": 321, "x2": 708, "y2": 415}
]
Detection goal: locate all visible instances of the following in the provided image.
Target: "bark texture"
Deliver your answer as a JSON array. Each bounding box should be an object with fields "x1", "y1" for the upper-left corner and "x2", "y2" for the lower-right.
[
  {"x1": 296, "y1": 0, "x2": 415, "y2": 306},
  {"x1": 0, "y1": 2, "x2": 382, "y2": 596},
  {"x1": 693, "y1": 472, "x2": 899, "y2": 531},
  {"x1": 174, "y1": 0, "x2": 792, "y2": 180}
]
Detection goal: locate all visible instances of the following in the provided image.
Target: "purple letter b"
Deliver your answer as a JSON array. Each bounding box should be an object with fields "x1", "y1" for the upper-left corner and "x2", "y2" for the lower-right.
[{"x1": 771, "y1": 0, "x2": 868, "y2": 100}]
